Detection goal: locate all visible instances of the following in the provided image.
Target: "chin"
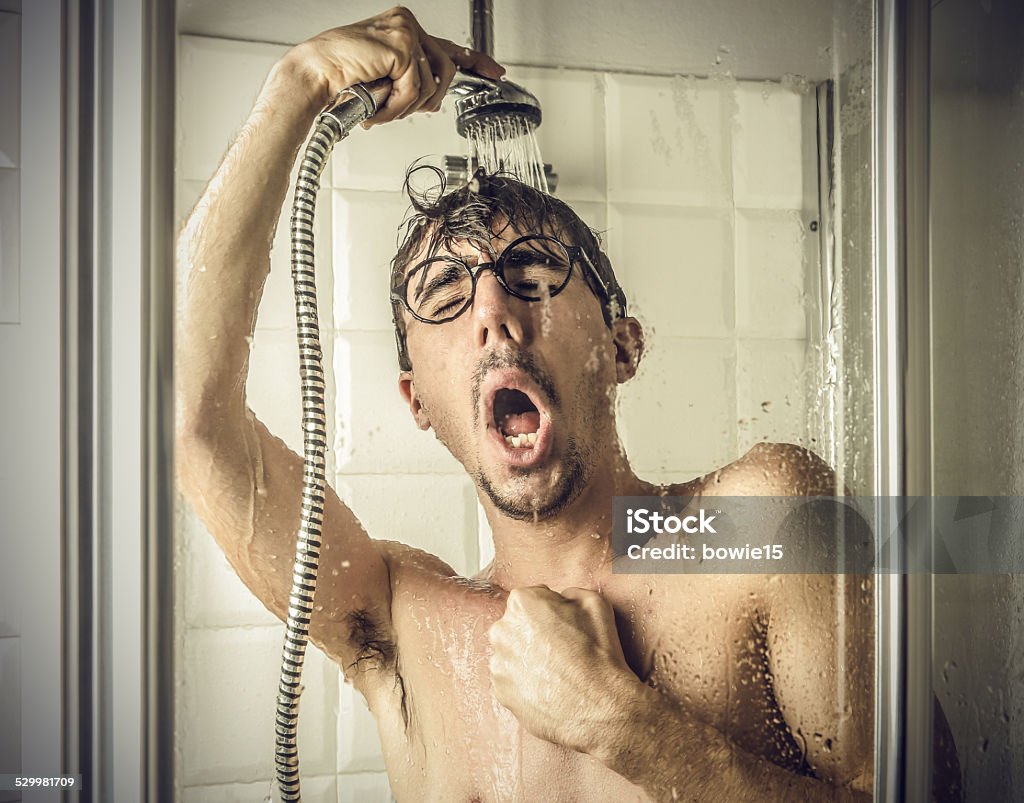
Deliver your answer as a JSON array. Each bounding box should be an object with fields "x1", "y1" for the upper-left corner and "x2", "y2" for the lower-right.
[{"x1": 475, "y1": 437, "x2": 591, "y2": 522}]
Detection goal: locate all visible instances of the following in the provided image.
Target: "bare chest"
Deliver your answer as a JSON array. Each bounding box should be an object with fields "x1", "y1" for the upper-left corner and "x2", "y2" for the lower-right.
[{"x1": 369, "y1": 574, "x2": 789, "y2": 802}]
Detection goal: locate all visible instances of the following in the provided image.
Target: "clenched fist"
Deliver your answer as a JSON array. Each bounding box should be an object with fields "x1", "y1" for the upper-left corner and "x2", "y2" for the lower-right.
[{"x1": 487, "y1": 586, "x2": 642, "y2": 757}]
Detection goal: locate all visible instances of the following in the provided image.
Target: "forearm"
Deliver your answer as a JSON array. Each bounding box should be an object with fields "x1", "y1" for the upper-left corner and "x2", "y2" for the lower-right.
[
  {"x1": 596, "y1": 680, "x2": 870, "y2": 803},
  {"x1": 175, "y1": 55, "x2": 326, "y2": 430}
]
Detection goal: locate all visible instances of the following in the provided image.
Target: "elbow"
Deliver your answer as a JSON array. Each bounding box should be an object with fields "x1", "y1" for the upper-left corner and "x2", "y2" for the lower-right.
[
  {"x1": 175, "y1": 390, "x2": 248, "y2": 445},
  {"x1": 176, "y1": 405, "x2": 215, "y2": 446},
  {"x1": 174, "y1": 414, "x2": 211, "y2": 493},
  {"x1": 173, "y1": 405, "x2": 237, "y2": 488}
]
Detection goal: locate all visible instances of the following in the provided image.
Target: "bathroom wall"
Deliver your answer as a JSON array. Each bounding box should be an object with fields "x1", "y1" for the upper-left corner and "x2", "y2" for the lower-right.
[{"x1": 175, "y1": 30, "x2": 824, "y2": 803}]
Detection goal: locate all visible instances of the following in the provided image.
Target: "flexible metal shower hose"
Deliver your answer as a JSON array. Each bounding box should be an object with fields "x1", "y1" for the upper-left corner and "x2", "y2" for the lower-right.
[{"x1": 275, "y1": 79, "x2": 387, "y2": 802}]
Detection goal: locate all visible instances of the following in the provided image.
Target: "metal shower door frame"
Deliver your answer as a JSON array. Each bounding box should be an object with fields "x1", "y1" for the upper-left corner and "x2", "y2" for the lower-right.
[
  {"x1": 873, "y1": 0, "x2": 935, "y2": 800},
  {"x1": 62, "y1": 0, "x2": 176, "y2": 799}
]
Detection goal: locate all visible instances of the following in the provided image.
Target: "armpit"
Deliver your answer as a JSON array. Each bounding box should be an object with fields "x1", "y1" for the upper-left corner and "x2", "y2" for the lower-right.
[{"x1": 345, "y1": 608, "x2": 397, "y2": 675}]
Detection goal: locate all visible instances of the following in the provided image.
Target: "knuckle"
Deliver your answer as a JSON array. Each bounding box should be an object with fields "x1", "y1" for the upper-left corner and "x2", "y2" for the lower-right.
[
  {"x1": 390, "y1": 27, "x2": 415, "y2": 51},
  {"x1": 578, "y1": 593, "x2": 604, "y2": 613}
]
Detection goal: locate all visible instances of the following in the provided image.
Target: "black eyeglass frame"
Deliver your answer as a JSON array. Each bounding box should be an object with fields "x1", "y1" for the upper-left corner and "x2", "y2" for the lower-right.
[
  {"x1": 390, "y1": 234, "x2": 616, "y2": 326},
  {"x1": 390, "y1": 234, "x2": 626, "y2": 372}
]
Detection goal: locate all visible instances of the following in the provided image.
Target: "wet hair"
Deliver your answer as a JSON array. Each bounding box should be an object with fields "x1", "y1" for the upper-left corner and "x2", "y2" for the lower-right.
[{"x1": 389, "y1": 164, "x2": 628, "y2": 371}]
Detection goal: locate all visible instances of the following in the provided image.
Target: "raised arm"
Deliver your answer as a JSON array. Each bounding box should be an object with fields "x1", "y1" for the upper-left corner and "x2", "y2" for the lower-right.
[{"x1": 174, "y1": 6, "x2": 504, "y2": 679}]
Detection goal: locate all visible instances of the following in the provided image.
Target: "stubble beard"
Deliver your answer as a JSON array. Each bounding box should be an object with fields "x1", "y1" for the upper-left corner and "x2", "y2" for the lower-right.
[{"x1": 474, "y1": 435, "x2": 594, "y2": 522}]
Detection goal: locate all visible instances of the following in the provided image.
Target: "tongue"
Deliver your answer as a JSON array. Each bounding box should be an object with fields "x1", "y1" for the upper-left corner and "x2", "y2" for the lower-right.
[{"x1": 500, "y1": 411, "x2": 541, "y2": 437}]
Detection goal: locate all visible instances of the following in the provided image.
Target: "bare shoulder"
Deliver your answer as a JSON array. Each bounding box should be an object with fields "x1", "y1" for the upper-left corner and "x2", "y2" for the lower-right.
[
  {"x1": 692, "y1": 444, "x2": 875, "y2": 789},
  {"x1": 375, "y1": 539, "x2": 503, "y2": 612},
  {"x1": 696, "y1": 441, "x2": 844, "y2": 497},
  {"x1": 376, "y1": 538, "x2": 462, "y2": 588}
]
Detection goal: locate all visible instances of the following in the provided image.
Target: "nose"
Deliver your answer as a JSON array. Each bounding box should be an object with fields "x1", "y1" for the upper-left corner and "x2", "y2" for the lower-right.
[{"x1": 471, "y1": 267, "x2": 528, "y2": 354}]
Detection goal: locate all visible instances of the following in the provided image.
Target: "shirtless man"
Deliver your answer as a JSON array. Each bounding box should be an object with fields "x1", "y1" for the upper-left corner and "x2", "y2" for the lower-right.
[{"x1": 176, "y1": 7, "x2": 920, "y2": 801}]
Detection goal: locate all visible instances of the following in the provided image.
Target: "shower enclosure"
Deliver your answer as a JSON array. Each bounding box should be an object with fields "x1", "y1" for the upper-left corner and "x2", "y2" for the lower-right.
[{"x1": 19, "y1": 0, "x2": 1019, "y2": 800}]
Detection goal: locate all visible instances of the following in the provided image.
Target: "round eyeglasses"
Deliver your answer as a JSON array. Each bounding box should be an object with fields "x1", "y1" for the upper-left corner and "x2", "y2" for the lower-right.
[{"x1": 391, "y1": 235, "x2": 612, "y2": 325}]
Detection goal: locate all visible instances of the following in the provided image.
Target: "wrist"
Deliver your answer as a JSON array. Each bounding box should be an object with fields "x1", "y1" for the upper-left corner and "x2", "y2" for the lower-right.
[
  {"x1": 263, "y1": 47, "x2": 330, "y2": 117},
  {"x1": 585, "y1": 669, "x2": 654, "y2": 767}
]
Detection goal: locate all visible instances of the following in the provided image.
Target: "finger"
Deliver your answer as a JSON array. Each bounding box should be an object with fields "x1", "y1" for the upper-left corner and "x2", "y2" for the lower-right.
[
  {"x1": 434, "y1": 38, "x2": 506, "y2": 80},
  {"x1": 487, "y1": 619, "x2": 507, "y2": 644},
  {"x1": 560, "y1": 586, "x2": 601, "y2": 603},
  {"x1": 398, "y1": 50, "x2": 435, "y2": 119},
  {"x1": 372, "y1": 55, "x2": 422, "y2": 125},
  {"x1": 420, "y1": 36, "x2": 456, "y2": 111},
  {"x1": 561, "y1": 587, "x2": 615, "y2": 628},
  {"x1": 523, "y1": 585, "x2": 559, "y2": 604},
  {"x1": 364, "y1": 17, "x2": 427, "y2": 126}
]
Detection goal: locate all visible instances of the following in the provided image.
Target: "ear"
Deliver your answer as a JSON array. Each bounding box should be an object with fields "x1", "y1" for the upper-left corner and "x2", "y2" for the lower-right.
[
  {"x1": 398, "y1": 371, "x2": 431, "y2": 431},
  {"x1": 611, "y1": 317, "x2": 644, "y2": 383}
]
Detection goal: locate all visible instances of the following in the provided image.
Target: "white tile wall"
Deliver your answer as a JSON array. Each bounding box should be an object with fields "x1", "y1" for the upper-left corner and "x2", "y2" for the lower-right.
[
  {"x1": 732, "y1": 83, "x2": 808, "y2": 209},
  {"x1": 182, "y1": 775, "x2": 337, "y2": 803},
  {"x1": 336, "y1": 682, "x2": 387, "y2": 774},
  {"x1": 736, "y1": 338, "x2": 810, "y2": 452},
  {"x1": 331, "y1": 330, "x2": 464, "y2": 475},
  {"x1": 335, "y1": 473, "x2": 479, "y2": 577},
  {"x1": 607, "y1": 203, "x2": 734, "y2": 338},
  {"x1": 176, "y1": 31, "x2": 822, "y2": 797},
  {"x1": 734, "y1": 208, "x2": 811, "y2": 339},
  {"x1": 331, "y1": 109, "x2": 455, "y2": 193},
  {"x1": 178, "y1": 494, "x2": 278, "y2": 629},
  {"x1": 246, "y1": 327, "x2": 307, "y2": 455},
  {"x1": 331, "y1": 190, "x2": 409, "y2": 332},
  {"x1": 617, "y1": 337, "x2": 738, "y2": 473},
  {"x1": 605, "y1": 73, "x2": 732, "y2": 207},
  {"x1": 180, "y1": 627, "x2": 339, "y2": 787},
  {"x1": 178, "y1": 37, "x2": 288, "y2": 182},
  {"x1": 512, "y1": 67, "x2": 607, "y2": 202},
  {"x1": 335, "y1": 772, "x2": 394, "y2": 803},
  {"x1": 565, "y1": 200, "x2": 608, "y2": 237},
  {"x1": 477, "y1": 501, "x2": 495, "y2": 569}
]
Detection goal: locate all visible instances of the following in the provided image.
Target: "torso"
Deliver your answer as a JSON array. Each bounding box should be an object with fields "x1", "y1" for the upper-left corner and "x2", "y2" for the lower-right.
[{"x1": 359, "y1": 473, "x2": 811, "y2": 802}]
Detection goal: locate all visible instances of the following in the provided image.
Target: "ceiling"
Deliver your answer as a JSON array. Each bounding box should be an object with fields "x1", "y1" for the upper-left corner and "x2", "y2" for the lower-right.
[{"x1": 176, "y1": 0, "x2": 844, "y2": 82}]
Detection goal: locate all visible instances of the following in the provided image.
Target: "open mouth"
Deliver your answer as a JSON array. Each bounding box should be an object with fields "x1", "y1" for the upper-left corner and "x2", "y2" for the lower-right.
[{"x1": 493, "y1": 388, "x2": 541, "y2": 448}]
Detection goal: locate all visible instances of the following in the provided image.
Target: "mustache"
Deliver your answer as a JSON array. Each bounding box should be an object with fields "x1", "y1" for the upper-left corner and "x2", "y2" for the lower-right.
[{"x1": 471, "y1": 349, "x2": 560, "y2": 420}]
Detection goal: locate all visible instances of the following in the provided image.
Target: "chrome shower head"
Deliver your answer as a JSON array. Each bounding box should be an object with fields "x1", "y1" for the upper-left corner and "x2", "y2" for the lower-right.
[{"x1": 448, "y1": 73, "x2": 542, "y2": 137}]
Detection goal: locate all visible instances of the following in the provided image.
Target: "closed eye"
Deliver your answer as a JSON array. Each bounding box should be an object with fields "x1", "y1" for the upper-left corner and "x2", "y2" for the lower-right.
[{"x1": 414, "y1": 263, "x2": 466, "y2": 303}]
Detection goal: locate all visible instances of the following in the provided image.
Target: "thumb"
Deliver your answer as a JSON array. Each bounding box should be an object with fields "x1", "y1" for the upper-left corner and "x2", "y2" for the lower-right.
[{"x1": 560, "y1": 586, "x2": 601, "y2": 603}]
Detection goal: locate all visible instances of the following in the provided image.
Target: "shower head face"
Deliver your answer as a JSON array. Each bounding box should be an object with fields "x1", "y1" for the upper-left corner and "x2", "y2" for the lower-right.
[{"x1": 448, "y1": 73, "x2": 543, "y2": 137}]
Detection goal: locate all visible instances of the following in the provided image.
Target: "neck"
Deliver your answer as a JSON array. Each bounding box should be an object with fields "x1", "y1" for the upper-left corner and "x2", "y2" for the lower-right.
[{"x1": 481, "y1": 446, "x2": 654, "y2": 591}]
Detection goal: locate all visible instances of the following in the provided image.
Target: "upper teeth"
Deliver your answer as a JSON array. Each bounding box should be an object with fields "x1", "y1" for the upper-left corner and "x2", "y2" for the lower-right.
[{"x1": 504, "y1": 432, "x2": 538, "y2": 448}]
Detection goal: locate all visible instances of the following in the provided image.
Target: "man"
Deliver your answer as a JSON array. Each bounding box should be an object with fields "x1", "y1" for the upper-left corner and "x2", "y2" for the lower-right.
[{"x1": 176, "y1": 7, "x2": 953, "y2": 801}]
